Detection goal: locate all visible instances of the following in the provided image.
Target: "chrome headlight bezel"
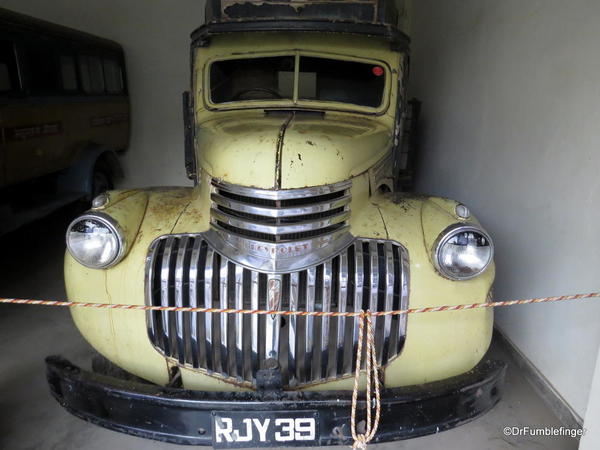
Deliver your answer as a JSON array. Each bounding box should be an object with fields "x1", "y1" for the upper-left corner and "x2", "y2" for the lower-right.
[
  {"x1": 433, "y1": 223, "x2": 494, "y2": 281},
  {"x1": 66, "y1": 212, "x2": 126, "y2": 269}
]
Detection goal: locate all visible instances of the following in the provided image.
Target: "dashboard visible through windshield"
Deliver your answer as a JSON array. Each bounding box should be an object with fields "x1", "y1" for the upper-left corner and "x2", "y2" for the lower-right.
[{"x1": 209, "y1": 54, "x2": 386, "y2": 109}]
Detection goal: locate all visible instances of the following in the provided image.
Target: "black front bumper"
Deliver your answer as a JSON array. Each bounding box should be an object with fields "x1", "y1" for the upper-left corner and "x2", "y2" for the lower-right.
[{"x1": 46, "y1": 357, "x2": 506, "y2": 446}]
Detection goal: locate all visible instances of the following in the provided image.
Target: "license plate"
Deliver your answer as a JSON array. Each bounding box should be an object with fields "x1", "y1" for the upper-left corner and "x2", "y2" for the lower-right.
[{"x1": 212, "y1": 410, "x2": 319, "y2": 448}]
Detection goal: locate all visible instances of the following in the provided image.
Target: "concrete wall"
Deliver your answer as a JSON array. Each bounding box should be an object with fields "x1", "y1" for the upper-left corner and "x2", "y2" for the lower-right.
[
  {"x1": 0, "y1": 0, "x2": 203, "y2": 187},
  {"x1": 409, "y1": 0, "x2": 600, "y2": 419}
]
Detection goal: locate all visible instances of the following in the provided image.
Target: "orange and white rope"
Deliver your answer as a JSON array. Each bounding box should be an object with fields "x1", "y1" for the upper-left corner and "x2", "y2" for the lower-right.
[
  {"x1": 2, "y1": 290, "x2": 599, "y2": 449},
  {"x1": 1, "y1": 291, "x2": 598, "y2": 317},
  {"x1": 351, "y1": 311, "x2": 381, "y2": 449}
]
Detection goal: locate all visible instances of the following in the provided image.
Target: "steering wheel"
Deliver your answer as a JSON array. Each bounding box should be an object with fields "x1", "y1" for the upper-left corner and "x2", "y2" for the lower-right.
[{"x1": 232, "y1": 88, "x2": 282, "y2": 100}]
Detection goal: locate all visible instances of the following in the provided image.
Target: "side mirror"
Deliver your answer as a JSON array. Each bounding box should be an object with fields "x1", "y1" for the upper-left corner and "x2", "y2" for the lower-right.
[{"x1": 182, "y1": 91, "x2": 197, "y2": 181}]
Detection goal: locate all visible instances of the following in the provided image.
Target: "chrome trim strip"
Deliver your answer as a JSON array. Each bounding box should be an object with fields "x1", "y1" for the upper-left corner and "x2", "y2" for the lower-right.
[
  {"x1": 320, "y1": 260, "x2": 332, "y2": 379},
  {"x1": 211, "y1": 207, "x2": 350, "y2": 235},
  {"x1": 218, "y1": 256, "x2": 228, "y2": 375},
  {"x1": 211, "y1": 192, "x2": 351, "y2": 218},
  {"x1": 288, "y1": 271, "x2": 299, "y2": 384},
  {"x1": 305, "y1": 266, "x2": 316, "y2": 382},
  {"x1": 369, "y1": 241, "x2": 380, "y2": 365},
  {"x1": 250, "y1": 271, "x2": 259, "y2": 382},
  {"x1": 352, "y1": 242, "x2": 364, "y2": 371},
  {"x1": 145, "y1": 241, "x2": 159, "y2": 347},
  {"x1": 212, "y1": 179, "x2": 352, "y2": 200},
  {"x1": 234, "y1": 265, "x2": 244, "y2": 380},
  {"x1": 399, "y1": 244, "x2": 410, "y2": 354},
  {"x1": 189, "y1": 239, "x2": 202, "y2": 367},
  {"x1": 174, "y1": 237, "x2": 188, "y2": 364},
  {"x1": 160, "y1": 237, "x2": 175, "y2": 356},
  {"x1": 337, "y1": 252, "x2": 349, "y2": 375},
  {"x1": 204, "y1": 248, "x2": 215, "y2": 373},
  {"x1": 382, "y1": 241, "x2": 394, "y2": 365}
]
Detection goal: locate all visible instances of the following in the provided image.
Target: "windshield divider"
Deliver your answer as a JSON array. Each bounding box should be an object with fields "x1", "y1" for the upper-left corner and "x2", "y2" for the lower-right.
[{"x1": 293, "y1": 52, "x2": 300, "y2": 104}]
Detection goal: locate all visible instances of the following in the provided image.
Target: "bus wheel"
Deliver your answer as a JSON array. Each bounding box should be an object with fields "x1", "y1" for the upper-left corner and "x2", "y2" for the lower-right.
[{"x1": 92, "y1": 165, "x2": 113, "y2": 198}]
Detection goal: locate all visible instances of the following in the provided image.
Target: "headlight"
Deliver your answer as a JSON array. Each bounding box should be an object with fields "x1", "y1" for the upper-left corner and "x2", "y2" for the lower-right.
[
  {"x1": 434, "y1": 224, "x2": 493, "y2": 280},
  {"x1": 66, "y1": 213, "x2": 125, "y2": 269}
]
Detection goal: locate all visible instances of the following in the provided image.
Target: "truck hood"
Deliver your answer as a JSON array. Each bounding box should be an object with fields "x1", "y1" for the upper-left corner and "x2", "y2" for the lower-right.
[{"x1": 196, "y1": 111, "x2": 393, "y2": 189}]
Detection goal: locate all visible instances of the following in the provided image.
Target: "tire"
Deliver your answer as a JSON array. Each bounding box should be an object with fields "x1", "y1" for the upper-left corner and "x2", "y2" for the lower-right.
[{"x1": 91, "y1": 165, "x2": 113, "y2": 199}]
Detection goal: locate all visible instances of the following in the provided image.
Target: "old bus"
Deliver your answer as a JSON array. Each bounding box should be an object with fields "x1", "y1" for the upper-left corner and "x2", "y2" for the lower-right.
[{"x1": 0, "y1": 8, "x2": 129, "y2": 235}]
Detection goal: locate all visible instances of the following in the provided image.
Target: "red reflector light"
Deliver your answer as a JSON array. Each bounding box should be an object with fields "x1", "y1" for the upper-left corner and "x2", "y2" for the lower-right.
[{"x1": 372, "y1": 66, "x2": 384, "y2": 77}]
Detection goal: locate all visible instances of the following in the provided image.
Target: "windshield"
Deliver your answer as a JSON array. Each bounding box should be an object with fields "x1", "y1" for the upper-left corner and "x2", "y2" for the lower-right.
[{"x1": 209, "y1": 55, "x2": 386, "y2": 109}]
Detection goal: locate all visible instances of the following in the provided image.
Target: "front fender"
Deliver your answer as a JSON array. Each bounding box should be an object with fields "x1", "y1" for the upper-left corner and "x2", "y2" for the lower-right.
[
  {"x1": 370, "y1": 192, "x2": 494, "y2": 387},
  {"x1": 66, "y1": 187, "x2": 209, "y2": 386}
]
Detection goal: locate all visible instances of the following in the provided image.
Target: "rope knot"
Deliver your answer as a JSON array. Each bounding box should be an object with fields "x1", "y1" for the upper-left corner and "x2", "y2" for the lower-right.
[{"x1": 350, "y1": 310, "x2": 381, "y2": 449}]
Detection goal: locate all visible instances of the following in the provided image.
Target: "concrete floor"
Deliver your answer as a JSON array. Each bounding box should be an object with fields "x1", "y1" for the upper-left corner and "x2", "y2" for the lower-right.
[{"x1": 0, "y1": 207, "x2": 579, "y2": 450}]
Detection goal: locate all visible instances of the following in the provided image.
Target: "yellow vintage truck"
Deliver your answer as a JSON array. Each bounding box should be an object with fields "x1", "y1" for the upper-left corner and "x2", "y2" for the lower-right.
[{"x1": 47, "y1": 0, "x2": 505, "y2": 446}]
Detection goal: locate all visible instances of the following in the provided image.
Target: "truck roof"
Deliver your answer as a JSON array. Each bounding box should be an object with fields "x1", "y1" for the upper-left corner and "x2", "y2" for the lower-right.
[{"x1": 193, "y1": 0, "x2": 410, "y2": 51}]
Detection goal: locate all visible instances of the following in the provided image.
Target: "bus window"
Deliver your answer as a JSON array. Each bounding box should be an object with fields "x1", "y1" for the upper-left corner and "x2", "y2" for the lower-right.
[
  {"x1": 103, "y1": 58, "x2": 123, "y2": 94},
  {"x1": 26, "y1": 44, "x2": 59, "y2": 94},
  {"x1": 89, "y1": 56, "x2": 104, "y2": 93},
  {"x1": 0, "y1": 40, "x2": 19, "y2": 92},
  {"x1": 79, "y1": 55, "x2": 105, "y2": 94},
  {"x1": 60, "y1": 55, "x2": 78, "y2": 92}
]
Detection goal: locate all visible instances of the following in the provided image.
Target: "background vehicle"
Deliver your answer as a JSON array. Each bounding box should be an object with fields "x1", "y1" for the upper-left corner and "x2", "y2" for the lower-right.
[
  {"x1": 50, "y1": 0, "x2": 505, "y2": 446},
  {"x1": 0, "y1": 8, "x2": 129, "y2": 235}
]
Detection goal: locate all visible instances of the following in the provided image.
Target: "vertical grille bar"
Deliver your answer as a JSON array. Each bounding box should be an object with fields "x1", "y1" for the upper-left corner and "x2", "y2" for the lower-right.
[
  {"x1": 288, "y1": 271, "x2": 299, "y2": 384},
  {"x1": 188, "y1": 238, "x2": 202, "y2": 368},
  {"x1": 218, "y1": 256, "x2": 229, "y2": 376},
  {"x1": 250, "y1": 271, "x2": 259, "y2": 381},
  {"x1": 174, "y1": 237, "x2": 189, "y2": 364},
  {"x1": 160, "y1": 237, "x2": 175, "y2": 357},
  {"x1": 304, "y1": 267, "x2": 316, "y2": 382},
  {"x1": 204, "y1": 248, "x2": 215, "y2": 373},
  {"x1": 147, "y1": 235, "x2": 409, "y2": 387},
  {"x1": 146, "y1": 242, "x2": 159, "y2": 347},
  {"x1": 352, "y1": 243, "x2": 364, "y2": 371},
  {"x1": 398, "y1": 246, "x2": 410, "y2": 354},
  {"x1": 382, "y1": 242, "x2": 395, "y2": 365},
  {"x1": 336, "y1": 252, "x2": 349, "y2": 376},
  {"x1": 320, "y1": 260, "x2": 332, "y2": 379},
  {"x1": 368, "y1": 240, "x2": 379, "y2": 328},
  {"x1": 234, "y1": 265, "x2": 244, "y2": 379}
]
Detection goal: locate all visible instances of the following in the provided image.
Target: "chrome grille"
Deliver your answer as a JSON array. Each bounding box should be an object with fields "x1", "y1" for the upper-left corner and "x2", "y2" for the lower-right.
[
  {"x1": 146, "y1": 235, "x2": 409, "y2": 387},
  {"x1": 210, "y1": 180, "x2": 352, "y2": 243}
]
